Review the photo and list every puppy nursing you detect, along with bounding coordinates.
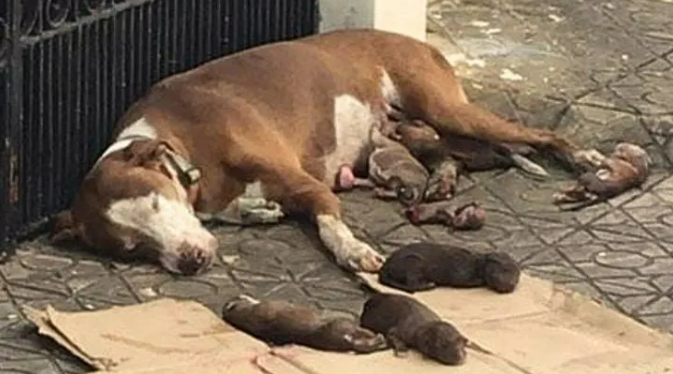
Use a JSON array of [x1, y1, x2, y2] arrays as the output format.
[[388, 115, 549, 181], [334, 122, 432, 207]]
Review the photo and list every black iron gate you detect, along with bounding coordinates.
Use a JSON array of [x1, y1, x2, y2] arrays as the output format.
[[0, 0, 319, 253]]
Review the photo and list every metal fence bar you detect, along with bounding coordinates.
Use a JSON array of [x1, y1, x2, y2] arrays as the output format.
[[0, 0, 319, 253], [0, 1, 10, 253]]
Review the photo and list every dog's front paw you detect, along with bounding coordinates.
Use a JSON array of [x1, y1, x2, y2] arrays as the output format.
[[239, 199, 284, 224], [340, 239, 384, 273]]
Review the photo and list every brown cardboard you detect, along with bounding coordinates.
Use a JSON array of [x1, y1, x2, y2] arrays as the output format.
[[24, 298, 269, 372], [272, 345, 525, 374], [84, 350, 309, 374], [24, 274, 673, 374]]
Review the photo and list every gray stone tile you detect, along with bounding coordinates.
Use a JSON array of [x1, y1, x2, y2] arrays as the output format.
[[576, 261, 639, 279], [557, 244, 610, 263], [638, 258, 673, 276], [636, 296, 673, 316], [615, 294, 658, 315], [639, 314, 673, 334], [593, 278, 658, 297]]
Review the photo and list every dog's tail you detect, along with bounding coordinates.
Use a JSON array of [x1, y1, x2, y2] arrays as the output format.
[[510, 154, 549, 178], [424, 102, 580, 170]]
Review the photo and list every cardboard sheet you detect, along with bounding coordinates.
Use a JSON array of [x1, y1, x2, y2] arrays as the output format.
[[24, 274, 673, 374], [24, 299, 269, 372], [352, 273, 673, 374]]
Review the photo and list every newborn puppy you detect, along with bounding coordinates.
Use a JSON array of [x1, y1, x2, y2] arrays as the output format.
[[388, 119, 460, 201], [334, 152, 429, 207], [378, 242, 520, 294], [334, 125, 430, 206], [390, 118, 548, 177], [554, 143, 651, 211], [405, 201, 486, 230], [359, 293, 467, 365], [222, 295, 388, 353], [452, 202, 487, 230]]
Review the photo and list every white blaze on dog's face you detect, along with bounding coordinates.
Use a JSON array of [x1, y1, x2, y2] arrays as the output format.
[[52, 118, 218, 275], [105, 190, 217, 275]]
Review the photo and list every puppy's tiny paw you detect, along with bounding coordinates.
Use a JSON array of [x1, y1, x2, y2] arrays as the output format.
[[573, 149, 606, 168]]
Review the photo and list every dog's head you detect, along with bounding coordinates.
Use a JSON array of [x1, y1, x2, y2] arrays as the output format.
[[50, 138, 218, 275]]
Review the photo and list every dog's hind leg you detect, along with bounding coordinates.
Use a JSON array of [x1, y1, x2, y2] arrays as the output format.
[[388, 47, 589, 169]]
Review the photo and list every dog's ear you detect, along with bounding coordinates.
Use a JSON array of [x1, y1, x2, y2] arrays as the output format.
[[49, 210, 82, 244], [123, 140, 169, 166]]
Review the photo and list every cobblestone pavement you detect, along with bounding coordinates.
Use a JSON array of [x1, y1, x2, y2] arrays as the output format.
[[4, 0, 673, 373]]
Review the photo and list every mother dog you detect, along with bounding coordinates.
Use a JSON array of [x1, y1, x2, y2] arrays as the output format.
[[50, 29, 580, 275]]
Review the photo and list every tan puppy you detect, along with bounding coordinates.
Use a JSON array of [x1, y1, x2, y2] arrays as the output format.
[[334, 128, 430, 206], [554, 143, 650, 210]]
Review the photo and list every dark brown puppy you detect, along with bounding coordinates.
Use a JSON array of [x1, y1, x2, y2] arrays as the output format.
[[554, 143, 650, 211], [378, 242, 520, 294], [222, 295, 388, 353], [359, 293, 467, 365], [389, 118, 548, 200], [405, 201, 486, 230]]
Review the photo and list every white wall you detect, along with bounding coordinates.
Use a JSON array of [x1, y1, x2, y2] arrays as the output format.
[[318, 0, 427, 42]]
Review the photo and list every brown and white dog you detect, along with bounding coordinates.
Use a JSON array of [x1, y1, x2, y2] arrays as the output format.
[[50, 29, 581, 276]]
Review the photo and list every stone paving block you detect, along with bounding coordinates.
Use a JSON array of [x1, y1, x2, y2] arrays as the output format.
[[558, 104, 653, 155], [599, 0, 673, 55]]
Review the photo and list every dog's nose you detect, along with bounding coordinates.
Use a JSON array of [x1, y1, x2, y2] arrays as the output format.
[[176, 239, 217, 275]]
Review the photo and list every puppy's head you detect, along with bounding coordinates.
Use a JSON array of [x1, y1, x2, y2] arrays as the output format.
[[613, 143, 651, 172], [394, 121, 443, 155], [451, 202, 486, 230], [483, 252, 520, 293], [415, 321, 467, 365], [388, 177, 426, 207]]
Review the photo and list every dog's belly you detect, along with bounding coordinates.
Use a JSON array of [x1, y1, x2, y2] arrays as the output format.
[[322, 94, 379, 187]]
